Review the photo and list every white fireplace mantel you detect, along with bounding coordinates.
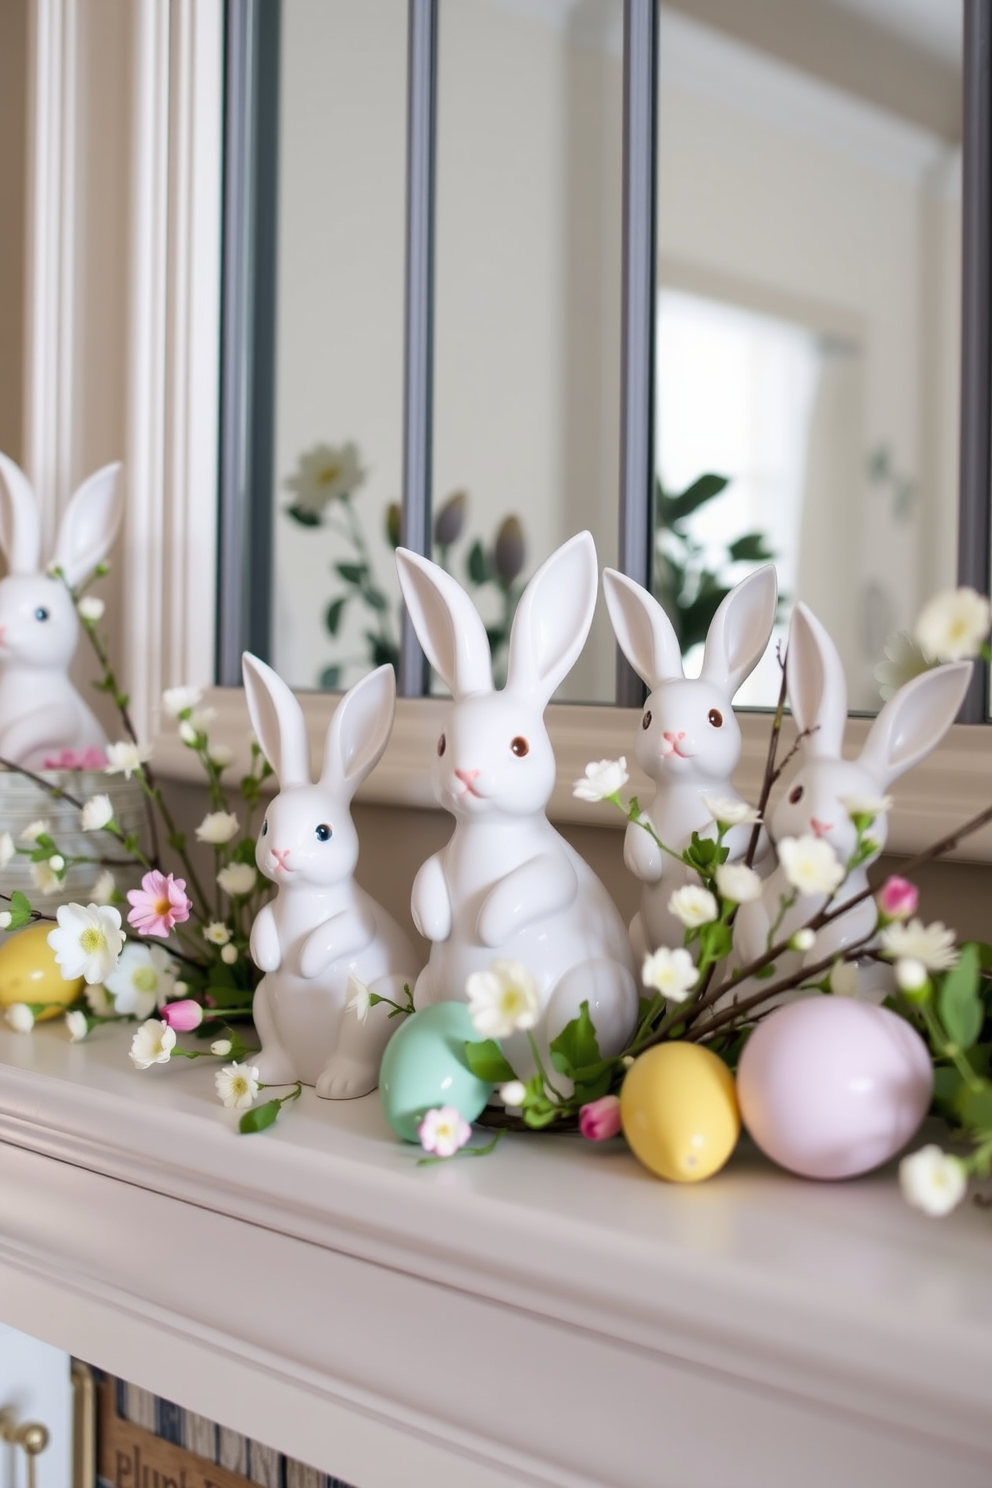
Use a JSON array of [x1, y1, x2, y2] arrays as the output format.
[[0, 1021, 990, 1488]]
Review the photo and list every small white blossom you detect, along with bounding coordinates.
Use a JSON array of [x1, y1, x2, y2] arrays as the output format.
[[105, 942, 180, 1018], [5, 1003, 34, 1033], [830, 960, 860, 997], [217, 862, 258, 897], [80, 794, 114, 832], [105, 741, 152, 779], [48, 854, 65, 872], [162, 685, 202, 717], [701, 794, 761, 827], [191, 708, 216, 733], [715, 862, 763, 904], [172, 981, 188, 998], [77, 595, 104, 622], [221, 944, 238, 965], [48, 902, 125, 984], [211, 1038, 232, 1057], [215, 1061, 260, 1110], [418, 1105, 472, 1159], [208, 743, 235, 769], [838, 793, 893, 820], [466, 960, 541, 1039], [31, 861, 62, 896], [178, 720, 198, 746], [915, 587, 991, 662], [203, 921, 232, 946], [0, 831, 14, 869], [668, 884, 718, 928], [499, 1080, 527, 1107], [92, 870, 116, 905], [285, 441, 366, 517], [85, 983, 114, 1016], [130, 1018, 176, 1069], [20, 819, 49, 843], [0, 912, 11, 930], [895, 957, 929, 993], [572, 757, 629, 803], [196, 811, 240, 845], [777, 835, 846, 897], [65, 1009, 89, 1042], [880, 918, 958, 973], [346, 974, 371, 1024], [641, 946, 698, 1003], [875, 630, 931, 701], [899, 1144, 967, 1216], [790, 927, 816, 953]]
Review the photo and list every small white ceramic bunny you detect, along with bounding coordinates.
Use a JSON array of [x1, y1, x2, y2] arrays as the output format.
[[395, 532, 639, 1075], [0, 452, 123, 769], [733, 601, 971, 996], [602, 565, 778, 959], [242, 654, 420, 1098]]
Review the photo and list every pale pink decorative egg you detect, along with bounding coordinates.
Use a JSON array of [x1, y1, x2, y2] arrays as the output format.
[[737, 997, 933, 1179]]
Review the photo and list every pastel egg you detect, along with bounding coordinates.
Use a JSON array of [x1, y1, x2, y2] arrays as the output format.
[[0, 922, 85, 1020], [620, 1043, 740, 1182], [737, 997, 933, 1180], [379, 1001, 493, 1143]]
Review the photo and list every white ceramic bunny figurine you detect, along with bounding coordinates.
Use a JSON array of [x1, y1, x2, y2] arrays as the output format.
[[602, 564, 778, 959], [243, 654, 420, 1098], [0, 452, 123, 769], [733, 601, 971, 995], [395, 531, 639, 1075]]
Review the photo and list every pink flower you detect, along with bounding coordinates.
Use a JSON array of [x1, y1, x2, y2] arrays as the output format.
[[417, 1106, 472, 1158], [127, 870, 192, 938], [41, 746, 108, 770], [877, 875, 918, 922], [579, 1094, 623, 1141], [158, 999, 203, 1032]]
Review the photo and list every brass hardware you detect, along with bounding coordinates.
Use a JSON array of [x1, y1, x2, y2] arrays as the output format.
[[0, 1407, 50, 1488], [70, 1361, 95, 1488]]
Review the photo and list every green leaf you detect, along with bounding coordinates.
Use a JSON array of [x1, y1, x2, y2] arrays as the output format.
[[285, 503, 322, 527], [464, 1038, 516, 1084], [7, 891, 33, 930], [466, 540, 489, 586], [239, 1100, 281, 1134], [319, 665, 342, 690], [233, 837, 257, 865], [954, 1083, 992, 1131], [364, 587, 388, 612], [367, 638, 399, 670], [755, 962, 777, 980], [697, 920, 733, 964], [939, 943, 982, 1049], [324, 596, 347, 636], [727, 532, 775, 563], [570, 1068, 613, 1106], [660, 473, 729, 524], [549, 1001, 601, 1077], [336, 562, 368, 586], [932, 1065, 963, 1109]]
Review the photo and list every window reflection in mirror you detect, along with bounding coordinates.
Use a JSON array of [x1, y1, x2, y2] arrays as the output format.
[[656, 1, 963, 710]]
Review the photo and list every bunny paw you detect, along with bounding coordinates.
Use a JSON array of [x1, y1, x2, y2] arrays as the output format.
[[315, 1060, 377, 1101]]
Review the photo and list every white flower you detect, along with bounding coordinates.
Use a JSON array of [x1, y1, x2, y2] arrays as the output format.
[[830, 960, 860, 997], [203, 921, 232, 946], [172, 981, 188, 998], [190, 708, 216, 733], [217, 862, 258, 897], [80, 794, 114, 832], [346, 974, 371, 1024], [284, 441, 366, 518], [668, 884, 718, 928], [105, 942, 180, 1018], [65, 1009, 89, 1042], [499, 1080, 527, 1107], [162, 685, 202, 717], [105, 741, 152, 779], [215, 1061, 260, 1110], [85, 983, 114, 1016], [418, 1105, 472, 1158], [5, 1003, 34, 1033], [879, 918, 958, 973], [899, 1144, 967, 1216], [715, 862, 763, 904], [838, 793, 893, 820], [208, 743, 234, 769], [92, 870, 116, 905], [129, 1018, 176, 1069], [777, 836, 846, 897], [572, 757, 629, 803], [48, 902, 125, 984], [211, 1038, 232, 1057], [895, 957, 929, 993], [0, 912, 11, 930], [221, 944, 238, 965], [178, 720, 198, 746], [875, 630, 931, 701], [31, 861, 62, 896], [20, 819, 49, 843], [790, 927, 816, 953], [466, 960, 541, 1039], [641, 946, 698, 1003], [701, 794, 761, 827], [0, 831, 14, 869], [196, 811, 240, 845], [914, 587, 991, 662], [48, 854, 65, 872], [77, 595, 104, 622]]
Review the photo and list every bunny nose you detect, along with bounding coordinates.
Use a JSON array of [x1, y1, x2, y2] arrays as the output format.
[[663, 731, 686, 743], [272, 847, 290, 866], [455, 768, 480, 785], [810, 818, 832, 837]]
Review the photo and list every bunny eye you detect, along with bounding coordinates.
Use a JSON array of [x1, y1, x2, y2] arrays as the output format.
[[315, 823, 332, 842], [789, 784, 804, 805], [437, 734, 446, 757], [510, 736, 529, 757], [34, 607, 49, 622], [708, 708, 723, 728], [261, 819, 268, 836], [642, 710, 652, 731]]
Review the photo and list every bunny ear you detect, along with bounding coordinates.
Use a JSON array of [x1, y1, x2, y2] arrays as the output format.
[[241, 652, 311, 787], [785, 603, 847, 758], [859, 660, 971, 790], [0, 452, 42, 574], [321, 664, 395, 799], [506, 531, 598, 704], [51, 463, 124, 586], [602, 568, 684, 686], [395, 548, 493, 697], [699, 564, 778, 696]]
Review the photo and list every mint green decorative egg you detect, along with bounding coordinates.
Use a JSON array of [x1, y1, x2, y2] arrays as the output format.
[[379, 1001, 493, 1143]]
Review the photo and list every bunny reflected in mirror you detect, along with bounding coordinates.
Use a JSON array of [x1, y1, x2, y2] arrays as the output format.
[[0, 452, 123, 770], [242, 655, 421, 1098], [395, 531, 639, 1078], [602, 564, 778, 960]]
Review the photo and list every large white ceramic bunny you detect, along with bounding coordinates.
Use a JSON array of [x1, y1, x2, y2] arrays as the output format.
[[732, 602, 971, 996], [0, 452, 123, 769], [602, 565, 778, 959], [243, 654, 420, 1098], [395, 532, 639, 1076]]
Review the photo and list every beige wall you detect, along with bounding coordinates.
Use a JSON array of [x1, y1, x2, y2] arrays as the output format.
[[0, 0, 28, 467]]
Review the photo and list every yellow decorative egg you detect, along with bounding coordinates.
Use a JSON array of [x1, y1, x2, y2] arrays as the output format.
[[0, 922, 84, 1020], [620, 1043, 740, 1182]]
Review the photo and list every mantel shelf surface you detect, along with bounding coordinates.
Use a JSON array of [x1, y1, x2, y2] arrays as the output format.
[[0, 1022, 990, 1488]]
